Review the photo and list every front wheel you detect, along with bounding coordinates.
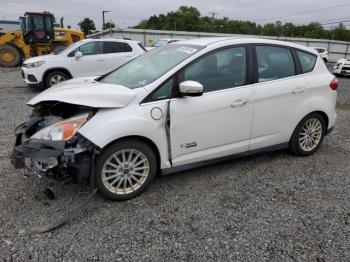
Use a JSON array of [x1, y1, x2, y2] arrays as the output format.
[[289, 113, 326, 156], [95, 139, 157, 200], [44, 70, 69, 89]]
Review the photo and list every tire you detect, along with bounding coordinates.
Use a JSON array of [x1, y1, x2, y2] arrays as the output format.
[[95, 139, 157, 201], [44, 70, 69, 89], [0, 44, 22, 67], [289, 113, 326, 156]]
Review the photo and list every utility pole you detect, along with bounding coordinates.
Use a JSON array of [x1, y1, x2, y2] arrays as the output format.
[[102, 10, 110, 31], [208, 12, 218, 32], [208, 12, 218, 20]]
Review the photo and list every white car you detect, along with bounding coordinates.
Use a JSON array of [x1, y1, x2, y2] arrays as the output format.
[[146, 38, 185, 51], [333, 58, 350, 76], [12, 38, 337, 200], [311, 47, 329, 63], [21, 38, 146, 89]]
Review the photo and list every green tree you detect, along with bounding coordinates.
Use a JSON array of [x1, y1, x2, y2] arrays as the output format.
[[78, 18, 96, 35], [133, 5, 350, 41], [103, 20, 116, 30]]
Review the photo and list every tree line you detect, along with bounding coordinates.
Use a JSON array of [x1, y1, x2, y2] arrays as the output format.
[[134, 6, 350, 42]]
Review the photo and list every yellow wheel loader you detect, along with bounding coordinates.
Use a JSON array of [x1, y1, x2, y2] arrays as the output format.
[[0, 12, 84, 67]]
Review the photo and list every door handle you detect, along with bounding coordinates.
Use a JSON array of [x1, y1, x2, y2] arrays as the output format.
[[231, 99, 248, 108], [97, 59, 104, 62], [292, 86, 305, 94]]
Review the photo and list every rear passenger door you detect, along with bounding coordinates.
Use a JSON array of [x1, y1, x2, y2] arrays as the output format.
[[102, 41, 136, 73], [250, 45, 310, 150]]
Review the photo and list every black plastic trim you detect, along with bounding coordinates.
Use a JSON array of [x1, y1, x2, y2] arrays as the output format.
[[161, 142, 289, 175]]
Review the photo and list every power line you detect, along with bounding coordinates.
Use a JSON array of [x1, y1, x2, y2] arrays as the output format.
[[255, 3, 350, 22], [319, 16, 350, 24], [320, 19, 350, 26]]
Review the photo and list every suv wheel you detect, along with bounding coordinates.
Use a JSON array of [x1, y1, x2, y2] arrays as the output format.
[[45, 71, 69, 88], [289, 113, 326, 156], [95, 139, 157, 201]]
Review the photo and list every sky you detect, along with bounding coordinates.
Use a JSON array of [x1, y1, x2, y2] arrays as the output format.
[[1, 0, 350, 30]]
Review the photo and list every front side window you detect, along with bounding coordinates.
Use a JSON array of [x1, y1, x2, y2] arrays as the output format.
[[148, 78, 174, 102], [256, 46, 295, 83], [296, 50, 317, 73], [99, 44, 203, 89], [183, 47, 246, 93], [77, 42, 103, 55], [105, 42, 132, 53]]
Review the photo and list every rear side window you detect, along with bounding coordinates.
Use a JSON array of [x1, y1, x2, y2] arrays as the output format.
[[104, 42, 132, 53], [296, 50, 317, 73], [256, 46, 295, 83]]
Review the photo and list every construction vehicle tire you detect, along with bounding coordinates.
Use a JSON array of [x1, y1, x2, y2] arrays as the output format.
[[0, 44, 22, 67]]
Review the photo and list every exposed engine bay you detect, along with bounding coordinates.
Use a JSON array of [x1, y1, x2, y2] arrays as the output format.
[[11, 101, 99, 185]]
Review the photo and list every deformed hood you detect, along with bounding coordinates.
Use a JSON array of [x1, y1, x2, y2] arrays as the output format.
[[27, 77, 136, 108]]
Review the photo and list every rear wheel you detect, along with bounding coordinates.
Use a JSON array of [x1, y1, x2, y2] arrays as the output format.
[[289, 113, 326, 156], [0, 44, 22, 67], [95, 139, 157, 201], [44, 70, 69, 88]]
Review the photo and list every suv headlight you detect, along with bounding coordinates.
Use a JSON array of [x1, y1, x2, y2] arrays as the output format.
[[31, 113, 89, 141], [25, 61, 46, 68]]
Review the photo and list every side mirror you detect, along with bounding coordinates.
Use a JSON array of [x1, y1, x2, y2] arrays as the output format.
[[75, 51, 83, 59], [179, 80, 203, 97]]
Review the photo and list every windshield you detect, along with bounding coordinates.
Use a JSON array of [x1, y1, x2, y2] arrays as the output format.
[[151, 39, 169, 47], [99, 44, 203, 89]]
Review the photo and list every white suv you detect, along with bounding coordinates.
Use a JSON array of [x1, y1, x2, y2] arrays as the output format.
[[21, 38, 146, 89], [12, 38, 337, 200]]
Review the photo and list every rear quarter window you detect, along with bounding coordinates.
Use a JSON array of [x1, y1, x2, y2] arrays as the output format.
[[296, 50, 317, 73]]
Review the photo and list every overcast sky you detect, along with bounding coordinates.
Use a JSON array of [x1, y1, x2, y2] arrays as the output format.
[[1, 0, 350, 30]]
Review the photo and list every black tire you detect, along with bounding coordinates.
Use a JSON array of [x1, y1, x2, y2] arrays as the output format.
[[95, 139, 157, 201], [289, 113, 326, 156], [0, 44, 22, 67], [44, 70, 69, 89]]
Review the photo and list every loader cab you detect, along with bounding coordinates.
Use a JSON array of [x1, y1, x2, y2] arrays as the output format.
[[21, 12, 55, 44]]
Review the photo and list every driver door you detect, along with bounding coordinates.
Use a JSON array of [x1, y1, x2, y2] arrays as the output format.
[[170, 46, 254, 166], [68, 41, 107, 77]]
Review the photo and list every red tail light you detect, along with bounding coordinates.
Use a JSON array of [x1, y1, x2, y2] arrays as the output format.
[[330, 77, 338, 90]]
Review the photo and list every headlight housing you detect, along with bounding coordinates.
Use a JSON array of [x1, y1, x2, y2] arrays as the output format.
[[24, 61, 46, 68], [30, 113, 89, 141]]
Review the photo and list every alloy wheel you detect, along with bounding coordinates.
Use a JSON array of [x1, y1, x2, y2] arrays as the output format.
[[49, 75, 66, 86], [101, 149, 150, 195], [298, 118, 323, 152]]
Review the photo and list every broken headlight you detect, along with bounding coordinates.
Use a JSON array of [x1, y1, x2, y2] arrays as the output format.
[[30, 113, 89, 141]]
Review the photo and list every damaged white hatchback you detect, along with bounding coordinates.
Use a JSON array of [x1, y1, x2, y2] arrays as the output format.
[[12, 38, 338, 200]]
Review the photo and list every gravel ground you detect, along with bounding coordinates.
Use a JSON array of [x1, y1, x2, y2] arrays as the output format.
[[0, 68, 350, 261]]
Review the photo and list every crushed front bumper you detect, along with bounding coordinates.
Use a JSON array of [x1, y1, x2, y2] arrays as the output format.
[[11, 121, 97, 185]]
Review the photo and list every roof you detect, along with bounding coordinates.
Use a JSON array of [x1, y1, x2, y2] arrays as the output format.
[[0, 20, 20, 25], [83, 38, 141, 44], [177, 37, 319, 55]]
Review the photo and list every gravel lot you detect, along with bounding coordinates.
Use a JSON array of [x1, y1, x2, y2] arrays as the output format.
[[0, 68, 350, 261]]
